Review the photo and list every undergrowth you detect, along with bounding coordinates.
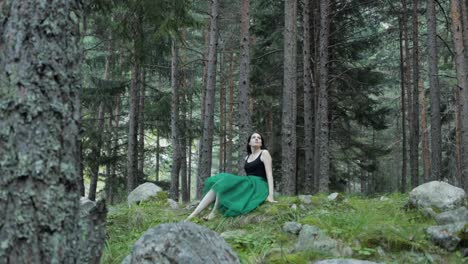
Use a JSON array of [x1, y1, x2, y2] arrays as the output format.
[[102, 193, 467, 264]]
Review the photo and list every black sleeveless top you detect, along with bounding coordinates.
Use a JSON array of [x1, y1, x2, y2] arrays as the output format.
[[244, 151, 267, 179]]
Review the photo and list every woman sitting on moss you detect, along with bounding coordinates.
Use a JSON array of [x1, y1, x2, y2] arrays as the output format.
[[187, 132, 277, 221]]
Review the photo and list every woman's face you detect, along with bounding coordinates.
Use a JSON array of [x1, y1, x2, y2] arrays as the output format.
[[249, 133, 262, 148]]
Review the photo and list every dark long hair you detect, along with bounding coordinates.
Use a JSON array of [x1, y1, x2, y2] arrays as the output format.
[[246, 132, 268, 154]]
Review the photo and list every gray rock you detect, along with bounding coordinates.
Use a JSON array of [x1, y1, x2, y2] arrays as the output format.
[[283, 221, 303, 234], [294, 225, 352, 257], [379, 196, 389, 201], [425, 222, 466, 251], [299, 195, 313, 204], [291, 204, 298, 210], [123, 222, 240, 264], [420, 207, 437, 219], [167, 198, 179, 209], [328, 193, 340, 201], [312, 259, 381, 264], [435, 207, 468, 225], [127, 182, 162, 205], [409, 181, 466, 211]]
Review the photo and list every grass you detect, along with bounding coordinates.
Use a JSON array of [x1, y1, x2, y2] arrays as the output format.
[[102, 193, 467, 264]]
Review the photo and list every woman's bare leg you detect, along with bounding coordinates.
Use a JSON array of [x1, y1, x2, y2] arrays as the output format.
[[186, 189, 216, 220], [206, 194, 219, 220]]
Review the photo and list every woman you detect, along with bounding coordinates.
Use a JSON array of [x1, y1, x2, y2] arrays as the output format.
[[187, 132, 277, 221]]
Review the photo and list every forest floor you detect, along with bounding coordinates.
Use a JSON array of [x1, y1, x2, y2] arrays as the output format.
[[102, 192, 467, 263]]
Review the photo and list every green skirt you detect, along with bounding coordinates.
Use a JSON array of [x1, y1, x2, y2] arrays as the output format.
[[203, 173, 269, 217]]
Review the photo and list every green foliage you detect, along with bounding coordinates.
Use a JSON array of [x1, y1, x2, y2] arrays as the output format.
[[103, 193, 466, 264]]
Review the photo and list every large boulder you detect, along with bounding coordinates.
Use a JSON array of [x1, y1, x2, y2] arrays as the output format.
[[123, 222, 240, 264], [425, 222, 466, 251], [127, 182, 162, 205], [409, 181, 465, 211], [435, 207, 468, 225], [294, 225, 352, 257]]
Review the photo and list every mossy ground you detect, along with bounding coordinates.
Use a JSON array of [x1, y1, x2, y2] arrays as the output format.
[[102, 193, 467, 264]]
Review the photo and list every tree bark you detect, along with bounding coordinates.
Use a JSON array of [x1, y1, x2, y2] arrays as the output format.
[[419, 79, 431, 182], [138, 69, 146, 183], [89, 102, 105, 201], [0, 0, 85, 261], [282, 0, 298, 195], [450, 0, 468, 191], [226, 51, 235, 173], [315, 0, 331, 193], [402, 0, 414, 189], [455, 87, 463, 186], [219, 53, 226, 172], [197, 0, 220, 198], [180, 29, 189, 202], [303, 0, 315, 194], [427, 0, 442, 181], [127, 13, 142, 193], [399, 17, 408, 193], [238, 0, 252, 174], [411, 0, 420, 187], [170, 40, 181, 201]]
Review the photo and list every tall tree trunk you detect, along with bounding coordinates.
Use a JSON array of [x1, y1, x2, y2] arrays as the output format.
[[0, 0, 86, 261], [89, 103, 105, 201], [109, 97, 120, 204], [138, 69, 146, 183], [238, 0, 252, 174], [170, 40, 181, 201], [419, 79, 431, 182], [450, 0, 468, 191], [399, 17, 408, 192], [156, 125, 160, 182], [427, 0, 442, 181], [180, 29, 189, 202], [187, 86, 193, 199], [226, 51, 235, 173], [282, 0, 298, 195], [197, 0, 220, 198], [127, 13, 142, 193], [411, 0, 420, 187], [89, 41, 113, 201], [455, 87, 463, 186], [315, 0, 331, 192], [303, 0, 315, 194], [219, 53, 226, 172], [78, 127, 85, 196], [402, 0, 413, 189]]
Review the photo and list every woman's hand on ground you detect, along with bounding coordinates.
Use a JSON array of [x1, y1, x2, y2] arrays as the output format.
[[266, 195, 277, 203]]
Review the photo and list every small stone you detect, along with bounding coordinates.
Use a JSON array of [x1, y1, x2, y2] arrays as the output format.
[[282, 221, 302, 234], [298, 195, 312, 204], [291, 204, 298, 210], [167, 199, 179, 209]]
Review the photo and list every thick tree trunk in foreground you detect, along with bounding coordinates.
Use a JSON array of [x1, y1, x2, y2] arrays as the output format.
[[0, 0, 87, 262], [197, 0, 220, 198]]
